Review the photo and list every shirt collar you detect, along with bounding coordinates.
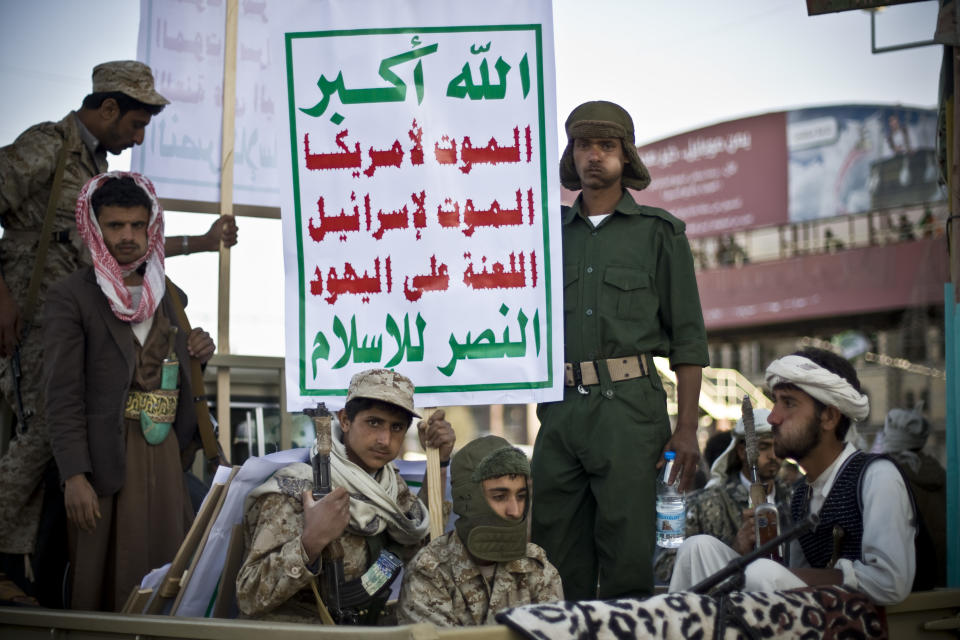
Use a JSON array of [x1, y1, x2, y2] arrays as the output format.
[[72, 112, 104, 158], [561, 190, 642, 226], [808, 442, 858, 504]]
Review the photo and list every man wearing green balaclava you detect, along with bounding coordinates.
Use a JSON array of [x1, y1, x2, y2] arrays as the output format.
[[531, 101, 709, 599], [397, 436, 562, 626]]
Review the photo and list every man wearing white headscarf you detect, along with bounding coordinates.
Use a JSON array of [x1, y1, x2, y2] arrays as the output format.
[[670, 347, 918, 606], [654, 408, 793, 584], [44, 172, 216, 611]]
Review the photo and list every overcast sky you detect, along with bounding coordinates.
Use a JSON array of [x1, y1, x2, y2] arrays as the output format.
[[0, 0, 942, 355]]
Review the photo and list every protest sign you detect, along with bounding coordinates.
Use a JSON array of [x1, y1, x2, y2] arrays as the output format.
[[134, 0, 281, 207], [276, 0, 562, 410]]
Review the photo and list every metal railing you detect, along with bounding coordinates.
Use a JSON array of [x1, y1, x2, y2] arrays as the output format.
[[655, 357, 770, 421], [691, 200, 947, 271]]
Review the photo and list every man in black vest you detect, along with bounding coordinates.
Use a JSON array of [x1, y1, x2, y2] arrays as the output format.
[[669, 347, 917, 605]]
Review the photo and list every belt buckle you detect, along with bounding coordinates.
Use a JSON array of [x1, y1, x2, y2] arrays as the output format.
[[571, 361, 590, 395]]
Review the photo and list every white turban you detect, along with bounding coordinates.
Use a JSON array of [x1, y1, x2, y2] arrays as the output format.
[[882, 405, 929, 473], [707, 408, 773, 487], [765, 355, 869, 421]]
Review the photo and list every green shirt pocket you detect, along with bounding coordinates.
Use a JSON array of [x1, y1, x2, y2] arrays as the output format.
[[601, 266, 656, 321]]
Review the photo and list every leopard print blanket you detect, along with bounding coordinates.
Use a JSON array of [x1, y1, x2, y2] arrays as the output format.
[[495, 586, 886, 639]]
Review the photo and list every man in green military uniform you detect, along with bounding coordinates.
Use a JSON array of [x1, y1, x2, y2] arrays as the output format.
[[531, 100, 709, 600]]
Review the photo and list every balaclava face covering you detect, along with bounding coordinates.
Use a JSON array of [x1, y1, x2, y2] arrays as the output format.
[[452, 435, 530, 563]]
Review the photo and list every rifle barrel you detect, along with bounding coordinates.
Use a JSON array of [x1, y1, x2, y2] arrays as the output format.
[[691, 513, 820, 594]]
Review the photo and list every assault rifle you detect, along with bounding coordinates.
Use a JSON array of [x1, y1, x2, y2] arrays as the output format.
[[691, 513, 820, 596], [304, 403, 347, 623]]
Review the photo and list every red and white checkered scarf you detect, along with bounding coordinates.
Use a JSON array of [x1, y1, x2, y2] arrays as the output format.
[[75, 171, 166, 323]]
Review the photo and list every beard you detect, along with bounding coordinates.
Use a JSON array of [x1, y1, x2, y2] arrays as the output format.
[[773, 413, 821, 461]]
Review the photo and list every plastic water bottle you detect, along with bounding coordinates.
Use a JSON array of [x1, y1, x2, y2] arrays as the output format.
[[656, 451, 686, 548]]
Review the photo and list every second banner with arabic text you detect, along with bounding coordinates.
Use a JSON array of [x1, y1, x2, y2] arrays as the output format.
[[278, 0, 562, 410]]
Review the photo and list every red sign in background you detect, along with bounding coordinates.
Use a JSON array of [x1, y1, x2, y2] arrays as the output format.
[[635, 111, 788, 239], [695, 236, 948, 330]]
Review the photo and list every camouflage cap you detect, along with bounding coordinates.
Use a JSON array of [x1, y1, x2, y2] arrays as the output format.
[[345, 368, 420, 418], [91, 60, 169, 106], [559, 100, 651, 191]]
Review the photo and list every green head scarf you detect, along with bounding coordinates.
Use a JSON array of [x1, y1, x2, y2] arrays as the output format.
[[559, 100, 652, 191], [452, 436, 530, 563]]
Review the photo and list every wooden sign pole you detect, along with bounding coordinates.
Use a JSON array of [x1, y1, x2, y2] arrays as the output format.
[[216, 0, 238, 457]]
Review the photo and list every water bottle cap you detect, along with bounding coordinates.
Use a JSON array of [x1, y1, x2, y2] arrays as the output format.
[[664, 451, 675, 460]]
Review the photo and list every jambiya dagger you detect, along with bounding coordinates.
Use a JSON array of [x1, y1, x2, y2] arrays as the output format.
[[741, 395, 782, 561]]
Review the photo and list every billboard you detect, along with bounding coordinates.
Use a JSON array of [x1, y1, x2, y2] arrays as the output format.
[[638, 112, 788, 238], [788, 105, 940, 221], [635, 105, 940, 238]]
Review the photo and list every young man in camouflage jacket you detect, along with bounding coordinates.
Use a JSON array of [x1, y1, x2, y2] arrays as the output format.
[[235, 369, 454, 624]]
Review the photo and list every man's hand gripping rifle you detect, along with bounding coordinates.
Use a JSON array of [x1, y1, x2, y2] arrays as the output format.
[[691, 513, 819, 596], [305, 403, 348, 623]]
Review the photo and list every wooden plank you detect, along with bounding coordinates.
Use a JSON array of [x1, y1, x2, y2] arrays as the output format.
[[145, 483, 225, 613], [120, 585, 139, 614], [170, 466, 241, 614], [279, 369, 292, 451], [215, 0, 239, 462], [426, 447, 443, 540], [157, 198, 281, 219], [207, 354, 284, 369], [120, 587, 153, 615]]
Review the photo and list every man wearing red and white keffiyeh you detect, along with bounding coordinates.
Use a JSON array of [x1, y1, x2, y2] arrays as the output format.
[[75, 171, 166, 323], [44, 171, 217, 611]]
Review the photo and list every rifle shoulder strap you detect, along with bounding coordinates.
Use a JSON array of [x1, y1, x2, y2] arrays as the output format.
[[22, 140, 70, 329], [164, 277, 219, 461]]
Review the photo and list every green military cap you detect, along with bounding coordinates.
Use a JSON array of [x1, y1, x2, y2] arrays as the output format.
[[559, 100, 651, 191]]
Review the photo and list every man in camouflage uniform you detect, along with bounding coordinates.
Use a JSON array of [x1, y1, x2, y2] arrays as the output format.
[[0, 60, 236, 604], [397, 436, 563, 626], [654, 408, 793, 584], [532, 100, 709, 600], [235, 369, 455, 624]]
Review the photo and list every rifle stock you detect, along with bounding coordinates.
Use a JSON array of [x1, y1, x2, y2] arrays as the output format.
[[691, 513, 820, 595]]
